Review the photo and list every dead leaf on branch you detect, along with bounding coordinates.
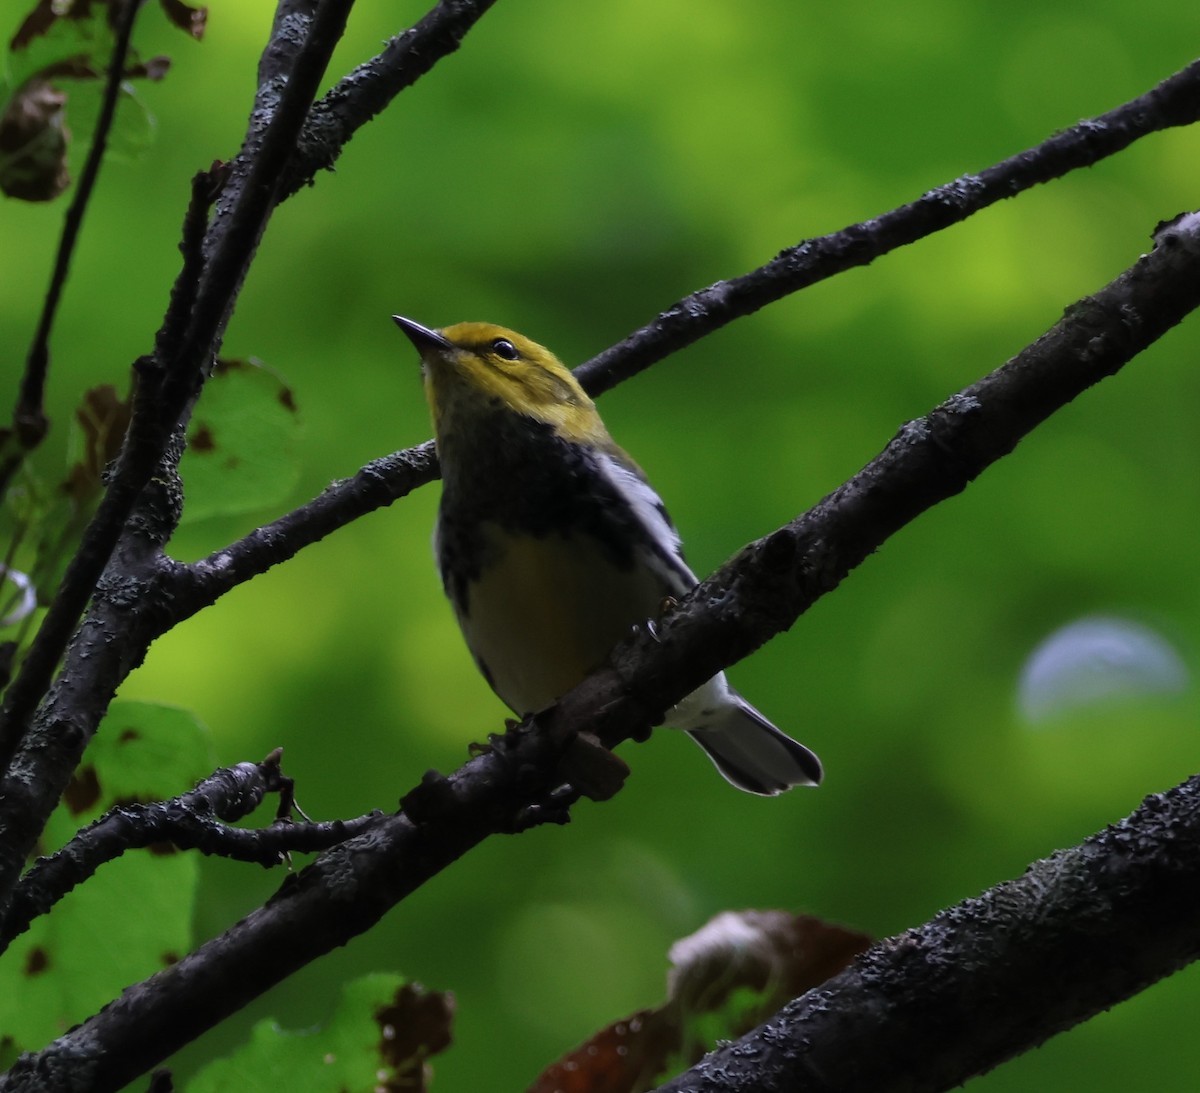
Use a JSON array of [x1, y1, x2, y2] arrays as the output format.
[[1, 0, 204, 200], [10, 0, 207, 50], [0, 78, 69, 200], [528, 910, 872, 1093], [375, 982, 456, 1093], [62, 384, 132, 506]]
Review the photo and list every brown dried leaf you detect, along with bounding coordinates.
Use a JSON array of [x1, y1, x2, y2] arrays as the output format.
[[10, 0, 63, 51], [34, 56, 100, 80], [61, 384, 132, 504], [159, 0, 207, 40], [10, 0, 111, 51], [0, 80, 70, 201], [127, 55, 171, 80], [529, 911, 871, 1093], [527, 1009, 677, 1093], [4, 1, 179, 202], [667, 910, 872, 1018], [374, 982, 455, 1093]]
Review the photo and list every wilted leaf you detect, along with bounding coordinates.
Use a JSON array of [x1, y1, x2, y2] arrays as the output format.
[[62, 384, 132, 505], [0, 383, 131, 616], [10, 0, 67, 52], [159, 0, 207, 40], [528, 1010, 675, 1093], [376, 982, 456, 1091], [527, 910, 871, 1093], [2, 0, 201, 201], [127, 55, 171, 80], [666, 910, 872, 1016], [0, 79, 69, 200], [11, 0, 204, 50]]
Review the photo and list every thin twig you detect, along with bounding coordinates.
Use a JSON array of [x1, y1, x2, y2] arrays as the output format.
[[2, 755, 382, 945], [0, 0, 143, 496], [158, 57, 1200, 620], [176, 442, 437, 617], [574, 57, 1200, 395]]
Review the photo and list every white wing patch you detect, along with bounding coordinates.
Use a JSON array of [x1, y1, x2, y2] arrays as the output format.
[[594, 451, 696, 596]]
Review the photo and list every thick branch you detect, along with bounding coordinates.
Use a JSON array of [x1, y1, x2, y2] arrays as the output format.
[[6, 214, 1197, 1093], [0, 0, 357, 909], [576, 212, 1200, 736], [653, 776, 1200, 1092], [0, 0, 513, 889]]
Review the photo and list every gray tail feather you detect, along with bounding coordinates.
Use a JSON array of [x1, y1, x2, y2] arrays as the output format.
[[686, 698, 823, 796]]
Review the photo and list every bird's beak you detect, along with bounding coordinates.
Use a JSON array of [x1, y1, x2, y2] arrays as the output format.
[[392, 315, 453, 354]]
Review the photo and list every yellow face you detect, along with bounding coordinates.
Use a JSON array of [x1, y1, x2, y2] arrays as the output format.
[[416, 322, 610, 446]]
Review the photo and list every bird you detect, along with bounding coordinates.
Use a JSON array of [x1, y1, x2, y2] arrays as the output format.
[[393, 316, 822, 796]]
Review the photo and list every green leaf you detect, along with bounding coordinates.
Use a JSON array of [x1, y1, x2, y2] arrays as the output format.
[[179, 358, 302, 522], [51, 700, 216, 825], [0, 701, 213, 1052], [190, 974, 455, 1093]]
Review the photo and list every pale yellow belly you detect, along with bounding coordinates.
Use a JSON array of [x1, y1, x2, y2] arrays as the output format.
[[457, 524, 667, 716]]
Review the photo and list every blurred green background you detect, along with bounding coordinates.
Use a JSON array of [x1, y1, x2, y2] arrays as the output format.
[[4, 0, 1200, 1087]]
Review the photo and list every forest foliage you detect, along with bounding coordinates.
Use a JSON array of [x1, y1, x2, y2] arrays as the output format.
[[1, 1, 1198, 1089]]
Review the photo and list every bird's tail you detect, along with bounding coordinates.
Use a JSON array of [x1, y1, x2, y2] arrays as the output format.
[[674, 676, 822, 796]]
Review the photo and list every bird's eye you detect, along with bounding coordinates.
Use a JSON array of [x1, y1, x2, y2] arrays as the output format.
[[490, 338, 520, 361]]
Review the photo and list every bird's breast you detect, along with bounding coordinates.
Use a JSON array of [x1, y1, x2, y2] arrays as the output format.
[[448, 522, 669, 716]]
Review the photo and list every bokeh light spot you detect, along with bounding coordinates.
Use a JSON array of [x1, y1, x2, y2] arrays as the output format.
[[1018, 617, 1189, 723]]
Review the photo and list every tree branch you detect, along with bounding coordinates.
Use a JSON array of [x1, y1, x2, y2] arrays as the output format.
[[6, 210, 1197, 1093], [157, 56, 1200, 619], [653, 775, 1200, 1093], [0, 0, 516, 892], [0, 752, 381, 946], [278, 0, 502, 198], [575, 56, 1200, 395], [0, 0, 358, 909], [170, 441, 437, 622], [584, 212, 1200, 732]]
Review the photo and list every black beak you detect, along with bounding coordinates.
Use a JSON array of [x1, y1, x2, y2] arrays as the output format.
[[392, 315, 453, 352]]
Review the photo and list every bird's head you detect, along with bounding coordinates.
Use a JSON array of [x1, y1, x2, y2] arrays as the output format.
[[393, 317, 607, 445]]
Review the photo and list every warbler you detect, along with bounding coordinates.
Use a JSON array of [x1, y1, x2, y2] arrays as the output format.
[[393, 316, 822, 796]]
